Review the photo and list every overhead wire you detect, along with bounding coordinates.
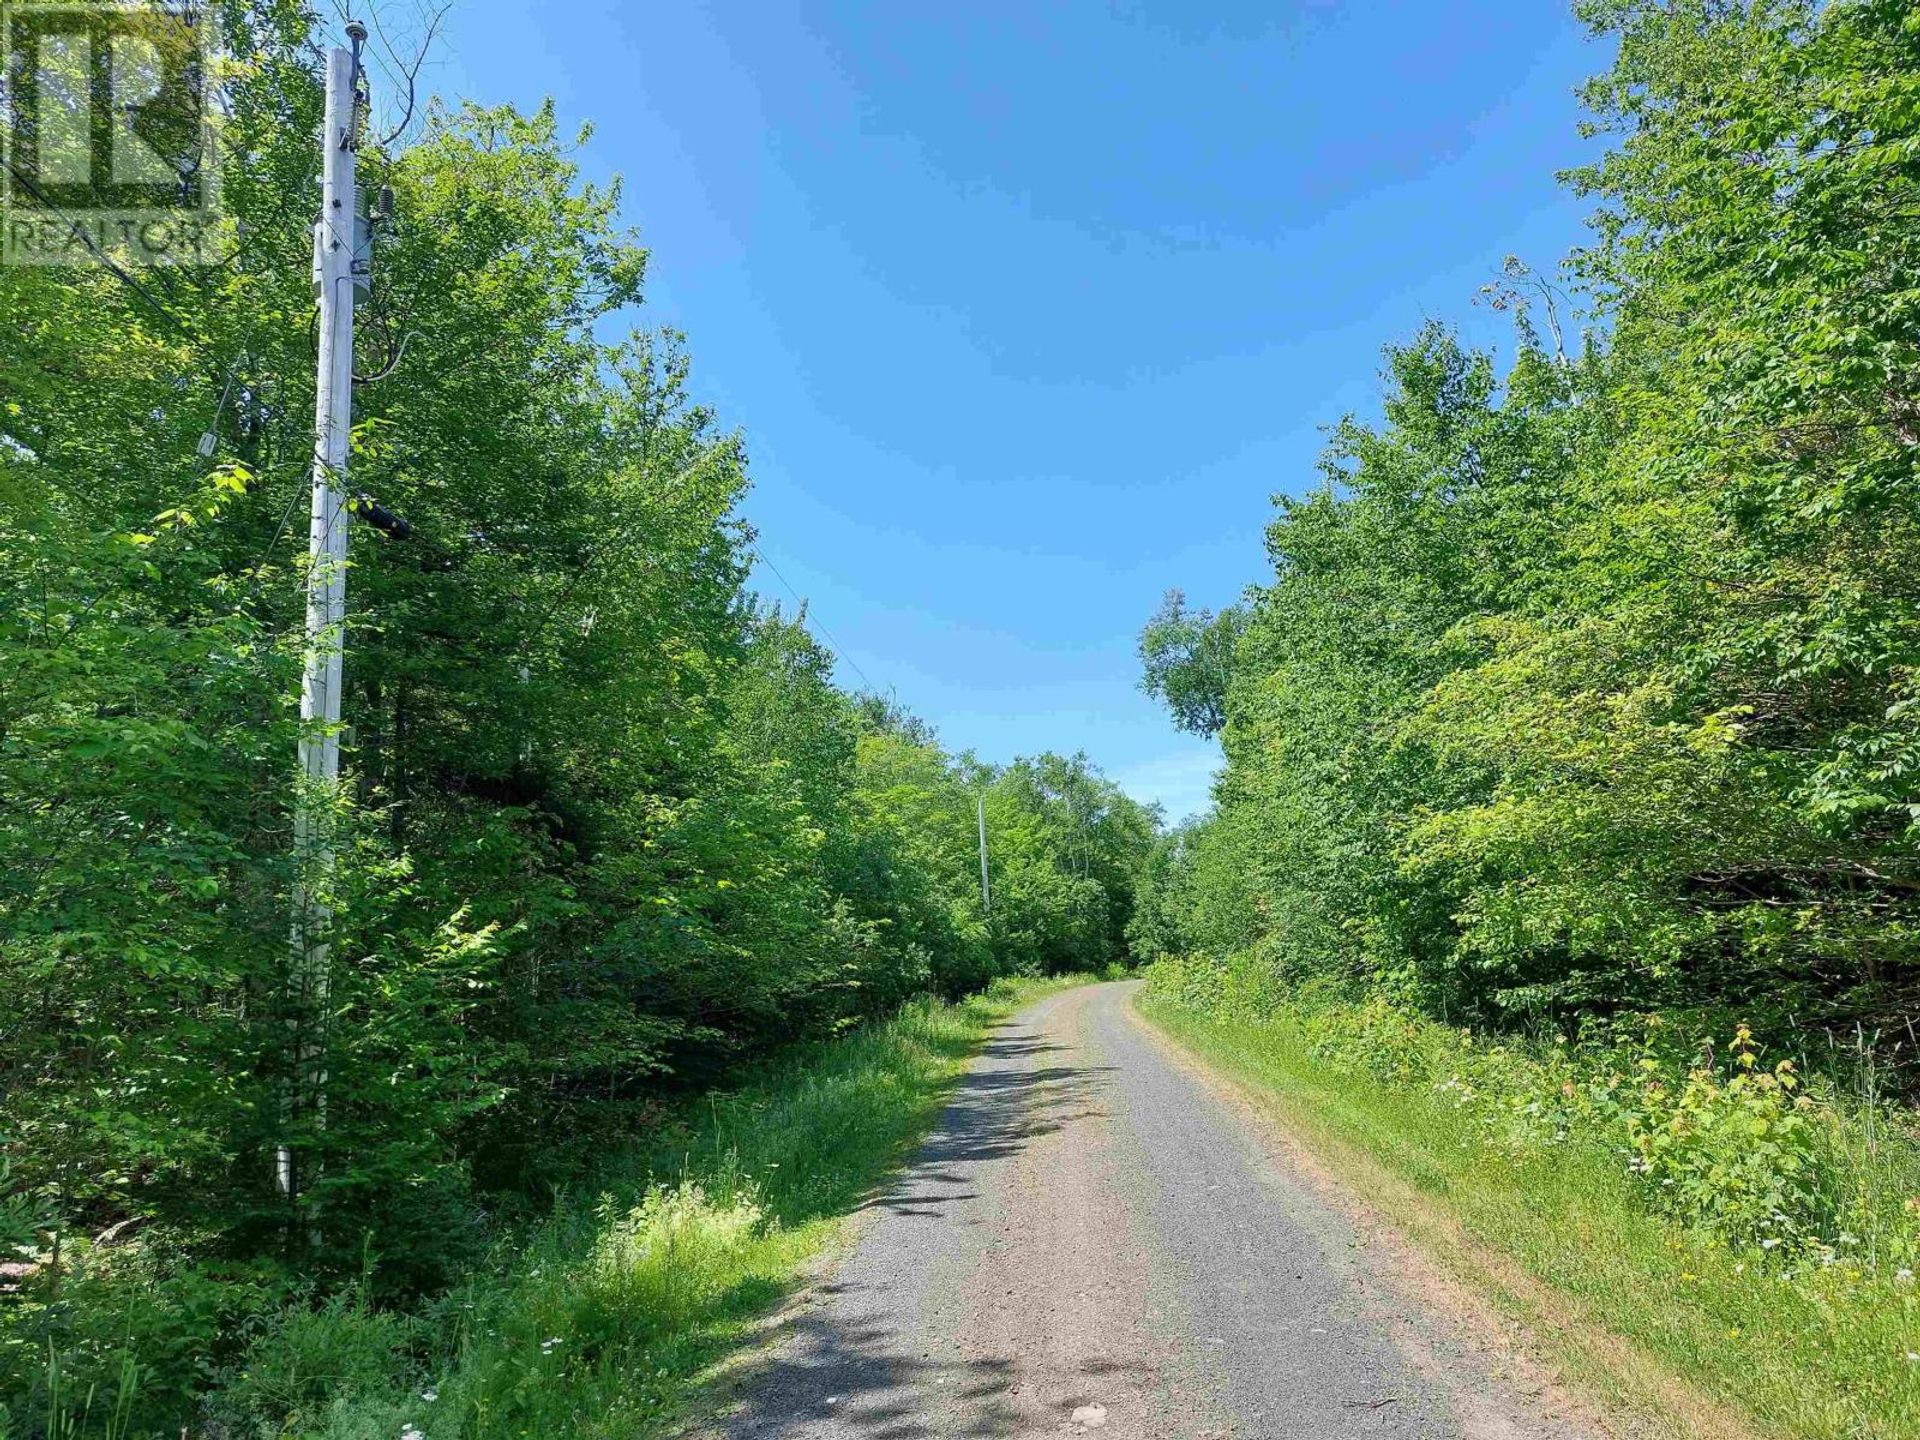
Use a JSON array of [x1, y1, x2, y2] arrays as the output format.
[[750, 545, 879, 695], [2, 163, 188, 325]]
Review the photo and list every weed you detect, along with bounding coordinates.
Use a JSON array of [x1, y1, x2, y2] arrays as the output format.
[[195, 975, 1071, 1439], [1142, 955, 1920, 1439]]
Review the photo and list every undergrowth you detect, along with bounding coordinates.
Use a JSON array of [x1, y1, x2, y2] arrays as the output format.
[[3, 976, 1072, 1440], [1143, 952, 1920, 1439]]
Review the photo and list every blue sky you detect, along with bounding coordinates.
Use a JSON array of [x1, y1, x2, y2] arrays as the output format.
[[425, 1, 1607, 821]]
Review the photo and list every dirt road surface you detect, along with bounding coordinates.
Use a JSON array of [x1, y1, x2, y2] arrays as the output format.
[[716, 982, 1612, 1440]]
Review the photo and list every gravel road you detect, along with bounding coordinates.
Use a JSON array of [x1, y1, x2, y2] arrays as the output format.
[[717, 982, 1610, 1440]]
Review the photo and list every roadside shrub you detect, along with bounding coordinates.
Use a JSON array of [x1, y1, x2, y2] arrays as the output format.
[[1147, 953, 1920, 1270], [568, 1182, 767, 1348], [1, 1250, 286, 1439], [1302, 992, 1440, 1087], [195, 982, 1053, 1439], [1619, 1026, 1829, 1252], [213, 1291, 424, 1438]]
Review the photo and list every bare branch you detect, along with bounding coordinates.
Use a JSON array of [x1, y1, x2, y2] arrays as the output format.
[[372, 2, 450, 147]]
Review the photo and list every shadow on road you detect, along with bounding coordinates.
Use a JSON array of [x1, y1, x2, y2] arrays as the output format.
[[724, 1293, 1020, 1438], [716, 1001, 1134, 1436], [721, 1275, 1161, 1439], [860, 1020, 1111, 1218]]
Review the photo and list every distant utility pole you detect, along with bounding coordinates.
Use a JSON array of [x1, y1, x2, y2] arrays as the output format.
[[977, 792, 991, 917], [281, 23, 369, 1214]]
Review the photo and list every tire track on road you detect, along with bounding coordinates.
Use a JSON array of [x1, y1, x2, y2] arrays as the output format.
[[715, 982, 1611, 1440]]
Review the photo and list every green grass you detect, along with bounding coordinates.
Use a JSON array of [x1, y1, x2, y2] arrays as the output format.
[[209, 976, 1079, 1439], [1136, 991, 1920, 1440]]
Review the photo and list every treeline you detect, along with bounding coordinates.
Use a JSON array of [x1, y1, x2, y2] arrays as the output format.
[[1135, 0, 1920, 1049], [0, 3, 1151, 1424]]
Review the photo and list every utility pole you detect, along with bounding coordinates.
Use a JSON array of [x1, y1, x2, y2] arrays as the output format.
[[281, 24, 367, 1215], [977, 792, 991, 917]]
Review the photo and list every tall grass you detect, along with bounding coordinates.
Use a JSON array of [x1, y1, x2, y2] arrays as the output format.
[[1140, 955, 1920, 1440], [111, 977, 1068, 1439]]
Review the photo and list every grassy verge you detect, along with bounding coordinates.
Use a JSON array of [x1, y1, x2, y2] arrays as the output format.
[[208, 975, 1077, 1439], [1135, 985, 1920, 1440]]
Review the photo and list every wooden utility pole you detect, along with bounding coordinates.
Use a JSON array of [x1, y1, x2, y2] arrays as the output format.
[[977, 791, 991, 917], [281, 23, 367, 1214]]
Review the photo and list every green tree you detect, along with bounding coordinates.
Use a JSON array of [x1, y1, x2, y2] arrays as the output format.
[[1140, 0, 1920, 1039], [1138, 590, 1242, 738]]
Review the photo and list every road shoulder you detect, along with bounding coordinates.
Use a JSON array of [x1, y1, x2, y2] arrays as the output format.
[[1127, 990, 1742, 1440]]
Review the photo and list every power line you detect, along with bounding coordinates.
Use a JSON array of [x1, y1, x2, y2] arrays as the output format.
[[750, 546, 877, 694], [2, 164, 188, 325]]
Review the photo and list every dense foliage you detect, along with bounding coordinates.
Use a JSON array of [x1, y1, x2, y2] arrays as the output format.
[[1137, 0, 1920, 1046], [0, 5, 1152, 1428], [1141, 957, 1920, 1438], [1134, 21, 1920, 1407]]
